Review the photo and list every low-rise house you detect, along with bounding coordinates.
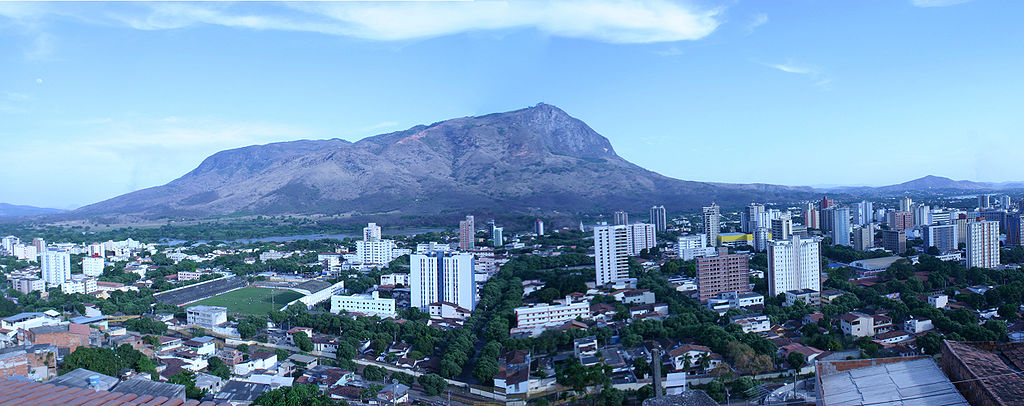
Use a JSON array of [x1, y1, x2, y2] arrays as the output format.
[[183, 336, 217, 356], [612, 289, 656, 305], [729, 314, 771, 334], [573, 336, 598, 359], [904, 318, 934, 334], [840, 312, 875, 337], [784, 289, 821, 306], [873, 330, 914, 346], [1, 312, 60, 332], [780, 343, 824, 364], [233, 351, 277, 375], [668, 344, 721, 373], [0, 344, 57, 380]]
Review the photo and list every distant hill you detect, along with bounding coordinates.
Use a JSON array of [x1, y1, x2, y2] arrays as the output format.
[[824, 175, 1024, 195], [64, 104, 819, 222], [0, 203, 63, 218]]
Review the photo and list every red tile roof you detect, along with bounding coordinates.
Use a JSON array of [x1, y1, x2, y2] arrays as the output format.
[[0, 377, 223, 405]]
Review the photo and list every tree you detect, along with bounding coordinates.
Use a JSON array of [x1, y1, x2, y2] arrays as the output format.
[[168, 370, 206, 400], [125, 317, 168, 335], [236, 344, 250, 354], [253, 384, 338, 406], [207, 357, 231, 379], [787, 351, 807, 370], [363, 365, 385, 382], [293, 331, 313, 352], [418, 373, 447, 396], [473, 357, 500, 384], [237, 316, 266, 339]]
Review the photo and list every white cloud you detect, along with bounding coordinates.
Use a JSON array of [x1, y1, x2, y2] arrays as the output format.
[[764, 62, 816, 75], [11, 1, 721, 44], [654, 46, 684, 56], [746, 13, 768, 33], [911, 0, 974, 7], [761, 60, 832, 89]]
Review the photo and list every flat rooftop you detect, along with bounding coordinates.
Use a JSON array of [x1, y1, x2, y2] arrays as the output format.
[[817, 357, 968, 406]]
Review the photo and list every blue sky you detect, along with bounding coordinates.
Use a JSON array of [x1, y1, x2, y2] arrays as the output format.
[[1, 0, 1021, 208]]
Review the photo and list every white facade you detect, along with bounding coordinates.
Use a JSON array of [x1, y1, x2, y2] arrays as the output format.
[[594, 225, 630, 285], [677, 234, 707, 251], [703, 204, 720, 247], [356, 239, 396, 266], [414, 242, 451, 254], [187, 305, 228, 329], [330, 291, 396, 318], [904, 318, 934, 334], [929, 294, 949, 308], [40, 250, 71, 287], [512, 296, 590, 334], [380, 273, 410, 286], [82, 256, 105, 277], [681, 246, 717, 261], [626, 223, 657, 256], [87, 243, 105, 257], [61, 275, 98, 295], [363, 223, 382, 241], [768, 235, 821, 297], [410, 252, 475, 312], [11, 278, 45, 294], [730, 314, 771, 333], [966, 221, 1000, 269]]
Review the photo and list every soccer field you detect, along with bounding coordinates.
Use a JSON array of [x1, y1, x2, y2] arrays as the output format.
[[193, 287, 304, 316]]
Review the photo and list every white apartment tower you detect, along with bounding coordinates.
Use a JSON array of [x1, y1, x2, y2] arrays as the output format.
[[626, 223, 657, 256], [363, 223, 382, 241], [40, 250, 71, 287], [594, 225, 630, 285], [966, 220, 1000, 269], [410, 252, 476, 312], [650, 205, 667, 232], [767, 235, 821, 297], [82, 256, 105, 277], [703, 203, 721, 247]]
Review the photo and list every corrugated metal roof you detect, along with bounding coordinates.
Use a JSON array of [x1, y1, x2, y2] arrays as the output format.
[[820, 358, 968, 406], [0, 377, 224, 405]]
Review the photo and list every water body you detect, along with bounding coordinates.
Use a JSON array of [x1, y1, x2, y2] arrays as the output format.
[[160, 227, 447, 246]]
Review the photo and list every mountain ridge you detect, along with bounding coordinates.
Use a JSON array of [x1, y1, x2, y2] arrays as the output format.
[[65, 104, 818, 222]]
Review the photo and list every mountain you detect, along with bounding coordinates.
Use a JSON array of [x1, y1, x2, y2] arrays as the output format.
[[823, 175, 1024, 196], [69, 104, 818, 222], [0, 203, 63, 218]]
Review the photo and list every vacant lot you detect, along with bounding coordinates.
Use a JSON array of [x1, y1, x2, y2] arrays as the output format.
[[193, 287, 303, 316]]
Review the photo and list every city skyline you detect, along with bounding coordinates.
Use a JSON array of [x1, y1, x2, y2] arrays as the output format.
[[2, 1, 1023, 208]]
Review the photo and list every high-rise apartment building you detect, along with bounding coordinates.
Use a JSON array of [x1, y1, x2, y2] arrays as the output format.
[[363, 223, 382, 241], [40, 250, 70, 287], [888, 211, 914, 231], [82, 256, 105, 277], [829, 207, 851, 247], [614, 210, 629, 226], [999, 195, 1012, 210], [742, 203, 765, 233], [594, 225, 630, 285], [410, 252, 476, 311], [978, 194, 991, 210], [966, 220, 1000, 269], [821, 196, 834, 210], [626, 223, 657, 256], [650, 205, 667, 232], [753, 228, 772, 252], [534, 219, 545, 236], [458, 215, 475, 251], [771, 215, 793, 241], [924, 224, 958, 254], [820, 207, 835, 233], [703, 203, 720, 247], [852, 202, 874, 226], [955, 215, 969, 246], [913, 204, 932, 227], [882, 230, 907, 255], [768, 236, 821, 297], [853, 225, 874, 251], [492, 227, 504, 247], [1006, 214, 1024, 247], [697, 248, 750, 301], [804, 202, 819, 230], [900, 197, 913, 212]]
